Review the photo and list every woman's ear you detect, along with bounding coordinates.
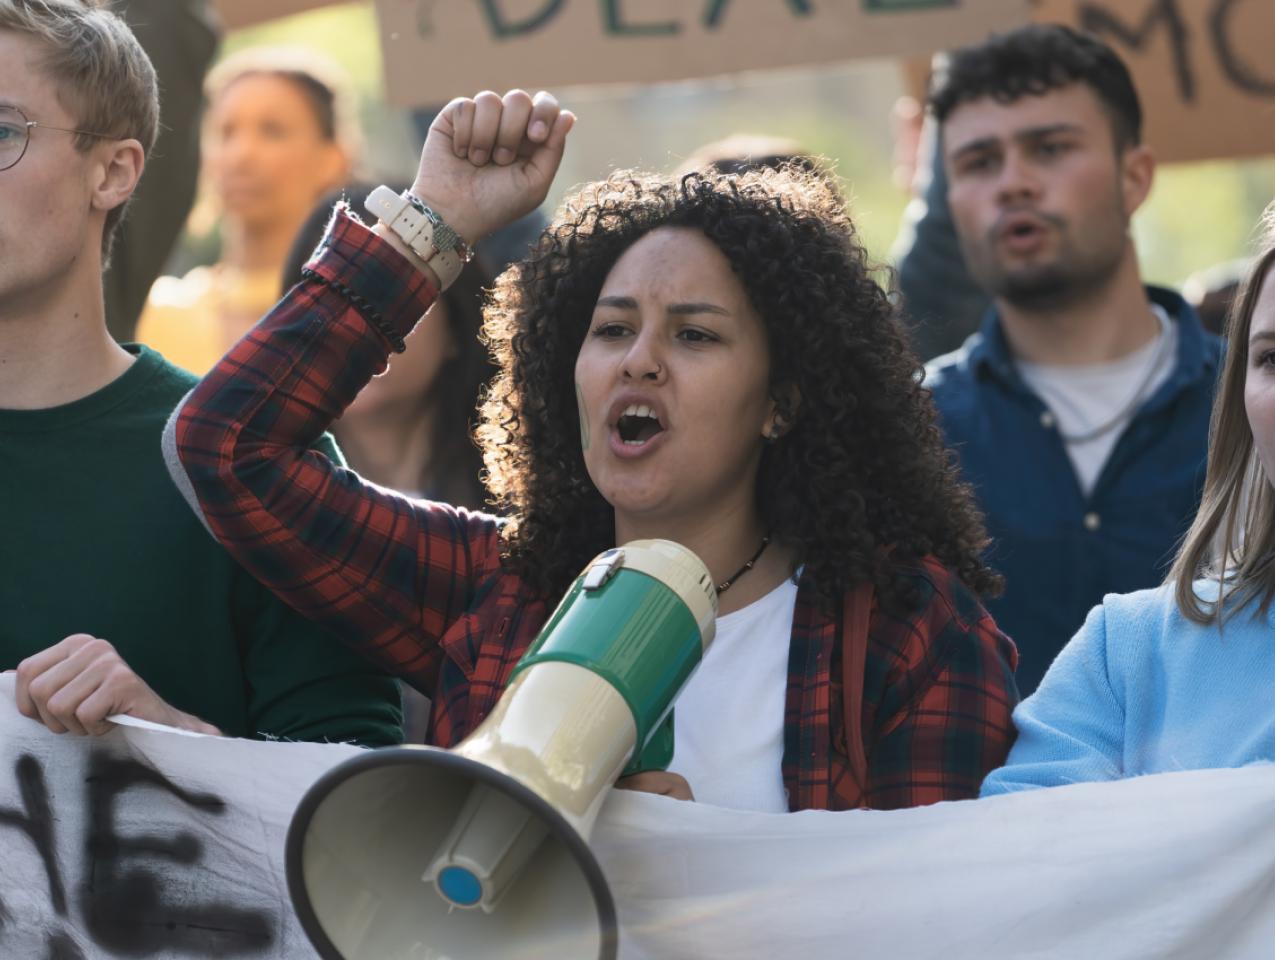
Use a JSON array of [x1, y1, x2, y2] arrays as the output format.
[[764, 382, 801, 441]]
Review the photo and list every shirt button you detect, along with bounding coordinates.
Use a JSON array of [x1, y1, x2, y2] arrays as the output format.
[[1040, 411, 1056, 429], [1084, 512, 1101, 532]]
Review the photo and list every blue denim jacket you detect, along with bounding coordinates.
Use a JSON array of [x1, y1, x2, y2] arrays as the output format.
[[926, 287, 1222, 694]]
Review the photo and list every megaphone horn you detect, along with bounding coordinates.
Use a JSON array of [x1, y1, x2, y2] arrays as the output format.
[[287, 539, 718, 959]]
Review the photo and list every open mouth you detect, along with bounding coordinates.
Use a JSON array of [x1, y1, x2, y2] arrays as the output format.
[[615, 404, 665, 446], [999, 215, 1049, 246]]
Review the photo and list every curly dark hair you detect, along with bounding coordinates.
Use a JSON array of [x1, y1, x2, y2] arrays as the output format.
[[479, 166, 1002, 611], [928, 23, 1142, 150]]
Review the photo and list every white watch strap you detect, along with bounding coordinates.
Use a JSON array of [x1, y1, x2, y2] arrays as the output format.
[[364, 185, 465, 288]]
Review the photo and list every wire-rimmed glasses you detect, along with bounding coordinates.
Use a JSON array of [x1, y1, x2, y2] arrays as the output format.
[[0, 104, 116, 172]]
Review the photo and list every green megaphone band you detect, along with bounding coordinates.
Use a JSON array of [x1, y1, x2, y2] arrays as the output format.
[[511, 544, 712, 774]]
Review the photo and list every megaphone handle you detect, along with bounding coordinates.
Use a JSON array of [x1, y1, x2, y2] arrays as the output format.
[[623, 710, 675, 776]]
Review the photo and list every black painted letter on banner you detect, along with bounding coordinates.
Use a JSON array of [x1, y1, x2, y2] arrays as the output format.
[[0, 754, 67, 917], [83, 755, 275, 956]]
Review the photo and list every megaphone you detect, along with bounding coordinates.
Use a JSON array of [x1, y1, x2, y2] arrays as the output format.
[[286, 539, 717, 959]]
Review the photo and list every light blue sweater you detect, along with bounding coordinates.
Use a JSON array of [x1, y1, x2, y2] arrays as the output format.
[[982, 581, 1275, 795]]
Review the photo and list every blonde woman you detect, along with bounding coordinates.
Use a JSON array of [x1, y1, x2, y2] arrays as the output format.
[[983, 211, 1275, 794]]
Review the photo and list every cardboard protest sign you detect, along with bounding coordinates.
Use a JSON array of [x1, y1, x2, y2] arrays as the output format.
[[1033, 0, 1275, 162], [211, 0, 349, 29], [373, 0, 1029, 107]]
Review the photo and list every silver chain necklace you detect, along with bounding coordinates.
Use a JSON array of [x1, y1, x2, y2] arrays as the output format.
[[1052, 309, 1173, 446]]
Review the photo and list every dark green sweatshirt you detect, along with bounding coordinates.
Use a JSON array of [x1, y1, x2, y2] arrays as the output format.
[[0, 344, 401, 745]]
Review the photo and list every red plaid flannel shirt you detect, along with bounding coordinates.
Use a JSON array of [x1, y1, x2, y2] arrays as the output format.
[[171, 211, 1018, 811]]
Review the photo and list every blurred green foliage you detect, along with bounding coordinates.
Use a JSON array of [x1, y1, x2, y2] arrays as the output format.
[[1137, 160, 1275, 287], [223, 5, 382, 93]]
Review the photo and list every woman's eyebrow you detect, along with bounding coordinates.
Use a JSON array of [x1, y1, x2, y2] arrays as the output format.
[[668, 302, 729, 316], [594, 296, 729, 316]]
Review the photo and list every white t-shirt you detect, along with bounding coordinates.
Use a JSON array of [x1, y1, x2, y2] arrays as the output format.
[[1017, 305, 1178, 497], [666, 578, 798, 813]]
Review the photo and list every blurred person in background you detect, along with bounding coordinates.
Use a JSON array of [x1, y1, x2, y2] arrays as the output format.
[[889, 54, 990, 361], [891, 112, 991, 360], [136, 45, 355, 374], [103, 0, 219, 341], [170, 90, 1019, 812], [0, 0, 400, 745], [925, 25, 1222, 695], [983, 209, 1275, 794], [281, 186, 496, 509], [283, 186, 498, 742]]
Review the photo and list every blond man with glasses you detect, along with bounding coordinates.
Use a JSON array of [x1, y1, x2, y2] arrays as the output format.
[[0, 0, 402, 749]]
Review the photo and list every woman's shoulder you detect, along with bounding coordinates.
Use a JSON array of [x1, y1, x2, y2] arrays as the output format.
[[886, 554, 991, 628], [1092, 581, 1196, 635], [848, 555, 1002, 662], [850, 556, 1017, 702]]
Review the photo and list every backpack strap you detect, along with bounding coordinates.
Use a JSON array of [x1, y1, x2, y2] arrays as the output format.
[[841, 580, 875, 800]]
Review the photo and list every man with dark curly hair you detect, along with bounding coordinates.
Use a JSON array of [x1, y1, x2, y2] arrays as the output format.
[[924, 24, 1222, 696], [169, 89, 1019, 811]]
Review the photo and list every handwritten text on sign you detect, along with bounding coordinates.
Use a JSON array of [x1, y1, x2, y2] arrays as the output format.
[[373, 0, 1029, 107], [1034, 0, 1275, 162]]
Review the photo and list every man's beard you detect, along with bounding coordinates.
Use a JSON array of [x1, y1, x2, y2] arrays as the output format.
[[974, 220, 1124, 313], [998, 261, 1084, 310]]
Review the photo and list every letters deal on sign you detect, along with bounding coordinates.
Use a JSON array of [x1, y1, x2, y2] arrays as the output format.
[[372, 0, 1028, 107]]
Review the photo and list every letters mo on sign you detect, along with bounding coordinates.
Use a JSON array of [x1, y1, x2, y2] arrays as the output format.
[[372, 0, 1029, 106], [1034, 0, 1275, 162]]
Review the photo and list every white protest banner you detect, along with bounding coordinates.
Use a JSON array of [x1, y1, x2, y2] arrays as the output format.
[[600, 769, 1275, 959], [372, 0, 1030, 107], [6, 672, 1275, 958], [210, 0, 350, 30], [0, 674, 355, 958], [1033, 0, 1275, 162]]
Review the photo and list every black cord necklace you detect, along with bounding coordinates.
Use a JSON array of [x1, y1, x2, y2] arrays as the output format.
[[716, 536, 771, 595]]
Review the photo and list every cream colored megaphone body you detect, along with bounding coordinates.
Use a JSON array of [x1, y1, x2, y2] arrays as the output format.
[[286, 539, 717, 960]]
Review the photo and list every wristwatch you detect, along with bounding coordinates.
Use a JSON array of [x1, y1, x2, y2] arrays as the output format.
[[364, 185, 473, 288]]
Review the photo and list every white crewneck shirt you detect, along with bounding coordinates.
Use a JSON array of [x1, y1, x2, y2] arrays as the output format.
[[665, 577, 798, 813], [1017, 304, 1177, 497]]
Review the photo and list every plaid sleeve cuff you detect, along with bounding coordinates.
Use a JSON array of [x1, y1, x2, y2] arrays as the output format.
[[305, 204, 441, 346]]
